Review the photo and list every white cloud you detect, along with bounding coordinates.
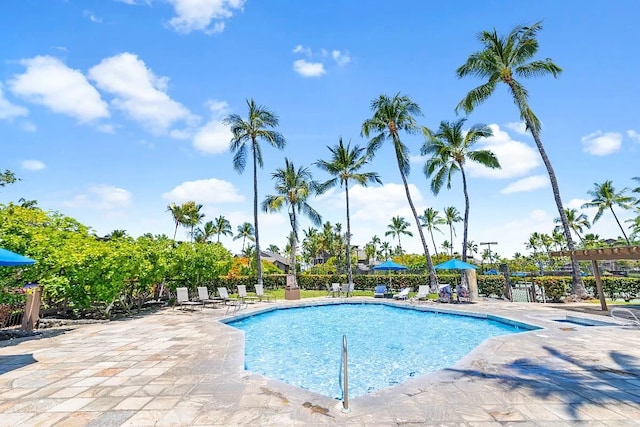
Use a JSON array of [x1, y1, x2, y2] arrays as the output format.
[[292, 45, 312, 57], [162, 178, 245, 203], [627, 130, 640, 143], [193, 100, 232, 154], [21, 160, 46, 171], [8, 56, 109, 122], [62, 185, 132, 210], [293, 59, 325, 78], [89, 52, 194, 134], [332, 50, 351, 66], [504, 121, 528, 136], [166, 0, 245, 34], [0, 83, 28, 120], [500, 175, 548, 194], [464, 124, 540, 179], [581, 130, 622, 156], [83, 10, 102, 23]]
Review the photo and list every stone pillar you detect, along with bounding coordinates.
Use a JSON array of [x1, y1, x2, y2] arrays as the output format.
[[464, 269, 478, 302], [21, 286, 42, 331], [284, 274, 300, 300]]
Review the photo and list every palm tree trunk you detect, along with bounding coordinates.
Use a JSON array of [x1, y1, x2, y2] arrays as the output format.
[[609, 206, 631, 244], [518, 105, 587, 298], [345, 182, 353, 286], [173, 222, 179, 241], [252, 142, 263, 286], [429, 228, 439, 257], [449, 224, 454, 257], [461, 166, 470, 262]]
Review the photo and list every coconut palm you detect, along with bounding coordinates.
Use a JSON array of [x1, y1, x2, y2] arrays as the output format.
[[212, 215, 232, 243], [385, 216, 413, 252], [181, 201, 205, 242], [554, 208, 590, 245], [443, 206, 462, 257], [379, 241, 392, 260], [442, 240, 453, 255], [466, 240, 479, 259], [626, 210, 640, 241], [267, 244, 280, 254], [418, 207, 445, 257], [456, 21, 586, 297], [262, 158, 322, 286], [167, 202, 186, 241], [195, 220, 216, 243], [224, 99, 286, 287], [369, 235, 381, 262], [315, 138, 382, 286], [234, 222, 255, 251], [422, 118, 500, 261], [361, 93, 437, 287], [582, 180, 634, 244]]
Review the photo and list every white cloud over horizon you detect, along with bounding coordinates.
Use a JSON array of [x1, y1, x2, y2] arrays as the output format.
[[500, 175, 549, 194], [9, 55, 109, 123], [162, 178, 245, 204], [192, 100, 233, 154], [21, 160, 46, 171], [581, 130, 622, 156], [62, 185, 132, 210]]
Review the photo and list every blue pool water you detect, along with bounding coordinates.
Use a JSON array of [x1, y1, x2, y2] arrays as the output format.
[[227, 303, 531, 399]]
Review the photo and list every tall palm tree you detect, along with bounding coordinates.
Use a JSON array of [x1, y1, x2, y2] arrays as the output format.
[[456, 21, 586, 298], [195, 220, 216, 243], [262, 158, 322, 286], [234, 222, 255, 251], [224, 99, 286, 287], [443, 206, 462, 257], [385, 216, 413, 252], [315, 138, 382, 286], [466, 240, 479, 259], [379, 241, 392, 260], [267, 244, 280, 254], [167, 202, 186, 241], [554, 208, 590, 245], [422, 118, 500, 261], [582, 180, 634, 244], [626, 210, 640, 241], [182, 201, 205, 242], [442, 240, 453, 255], [369, 235, 381, 262], [361, 93, 437, 288], [212, 215, 232, 243], [419, 207, 445, 257]]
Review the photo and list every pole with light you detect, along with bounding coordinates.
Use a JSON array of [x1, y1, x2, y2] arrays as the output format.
[[480, 241, 498, 271]]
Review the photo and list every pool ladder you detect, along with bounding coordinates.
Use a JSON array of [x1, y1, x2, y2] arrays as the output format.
[[340, 335, 351, 413], [610, 307, 640, 327]]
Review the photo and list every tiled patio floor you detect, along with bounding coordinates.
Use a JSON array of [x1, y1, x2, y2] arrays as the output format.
[[1, 298, 639, 426]]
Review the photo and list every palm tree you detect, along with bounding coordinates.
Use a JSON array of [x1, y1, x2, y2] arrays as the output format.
[[456, 21, 586, 297], [442, 240, 453, 255], [262, 158, 322, 286], [315, 138, 382, 286], [443, 206, 462, 257], [466, 240, 479, 259], [379, 241, 392, 260], [369, 235, 381, 262], [195, 220, 216, 243], [105, 229, 128, 240], [583, 233, 603, 249], [167, 202, 186, 240], [361, 93, 437, 288], [234, 222, 255, 251], [419, 207, 445, 257], [582, 180, 634, 244], [555, 208, 590, 245], [422, 118, 500, 261], [626, 210, 640, 241], [385, 216, 413, 252], [267, 244, 280, 254], [224, 99, 286, 287], [212, 215, 232, 243], [182, 201, 205, 242]]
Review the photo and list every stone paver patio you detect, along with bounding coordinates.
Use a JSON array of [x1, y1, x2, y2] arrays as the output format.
[[1, 297, 640, 426]]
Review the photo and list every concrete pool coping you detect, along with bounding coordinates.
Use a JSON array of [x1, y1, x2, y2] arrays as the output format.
[[1, 297, 640, 425]]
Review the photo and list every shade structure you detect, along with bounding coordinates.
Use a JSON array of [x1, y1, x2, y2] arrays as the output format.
[[0, 247, 36, 266], [373, 259, 408, 271], [434, 259, 477, 270]]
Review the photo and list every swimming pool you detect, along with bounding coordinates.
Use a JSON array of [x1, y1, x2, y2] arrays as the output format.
[[226, 302, 535, 399]]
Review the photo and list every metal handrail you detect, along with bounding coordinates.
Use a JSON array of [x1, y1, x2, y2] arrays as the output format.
[[341, 335, 351, 413], [611, 307, 640, 327]]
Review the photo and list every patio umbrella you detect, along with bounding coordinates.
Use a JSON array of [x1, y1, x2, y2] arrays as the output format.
[[434, 258, 477, 270], [0, 247, 36, 266], [373, 260, 408, 287]]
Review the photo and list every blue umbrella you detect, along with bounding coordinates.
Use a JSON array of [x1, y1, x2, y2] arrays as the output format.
[[373, 259, 408, 271], [434, 259, 477, 270], [0, 247, 36, 266]]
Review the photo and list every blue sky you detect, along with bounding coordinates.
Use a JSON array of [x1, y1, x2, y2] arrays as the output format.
[[1, 0, 639, 259]]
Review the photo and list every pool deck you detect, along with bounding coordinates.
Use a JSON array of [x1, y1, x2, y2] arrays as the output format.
[[1, 298, 640, 426]]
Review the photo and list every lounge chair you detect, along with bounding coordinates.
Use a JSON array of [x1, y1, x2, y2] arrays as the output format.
[[455, 284, 470, 303], [255, 284, 274, 302], [197, 286, 223, 308], [438, 284, 452, 303], [217, 287, 245, 314], [341, 283, 351, 297], [237, 285, 259, 304], [410, 285, 430, 303], [374, 285, 387, 298], [393, 287, 411, 300], [175, 287, 203, 310], [331, 283, 341, 298]]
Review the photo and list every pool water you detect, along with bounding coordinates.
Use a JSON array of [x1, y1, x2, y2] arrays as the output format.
[[227, 304, 530, 399]]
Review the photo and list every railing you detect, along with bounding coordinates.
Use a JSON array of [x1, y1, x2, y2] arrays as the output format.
[[340, 334, 351, 413], [610, 307, 640, 327]]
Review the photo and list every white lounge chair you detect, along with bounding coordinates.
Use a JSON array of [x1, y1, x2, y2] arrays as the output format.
[[217, 287, 245, 314], [410, 285, 430, 303], [237, 285, 259, 304], [255, 284, 274, 302], [341, 283, 350, 297], [331, 283, 341, 298], [197, 286, 222, 308], [393, 287, 411, 300], [175, 287, 203, 310]]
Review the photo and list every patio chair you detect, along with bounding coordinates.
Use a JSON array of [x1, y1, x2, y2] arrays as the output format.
[[175, 287, 203, 310], [410, 285, 430, 303], [237, 285, 259, 304], [393, 287, 411, 300], [374, 285, 387, 298], [255, 284, 274, 302], [197, 286, 223, 308], [438, 284, 452, 303], [341, 283, 351, 297], [331, 283, 341, 298], [217, 287, 246, 314], [455, 283, 470, 303]]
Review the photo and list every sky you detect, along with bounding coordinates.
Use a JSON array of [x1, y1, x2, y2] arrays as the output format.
[[1, 0, 639, 260]]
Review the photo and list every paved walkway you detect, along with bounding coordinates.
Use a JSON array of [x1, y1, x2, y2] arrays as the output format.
[[0, 298, 640, 426]]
